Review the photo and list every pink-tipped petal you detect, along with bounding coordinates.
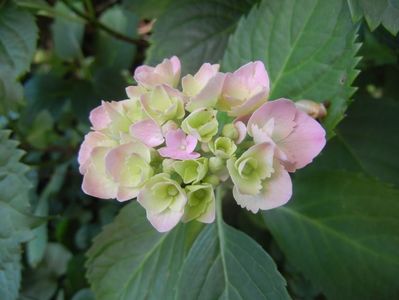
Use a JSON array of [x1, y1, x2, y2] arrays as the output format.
[[234, 121, 247, 144], [233, 164, 292, 213], [89, 104, 110, 130], [278, 110, 326, 172], [165, 129, 185, 148], [185, 135, 198, 153], [248, 99, 297, 141], [116, 187, 139, 202], [158, 147, 200, 160], [229, 89, 268, 117], [130, 119, 164, 147], [235, 61, 270, 90], [81, 147, 117, 199], [147, 209, 183, 232]]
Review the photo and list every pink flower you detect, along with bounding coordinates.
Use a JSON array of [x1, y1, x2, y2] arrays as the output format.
[[78, 132, 116, 174], [182, 63, 225, 112], [134, 56, 181, 89], [247, 99, 326, 172], [219, 61, 270, 117], [158, 129, 200, 160], [129, 118, 164, 147]]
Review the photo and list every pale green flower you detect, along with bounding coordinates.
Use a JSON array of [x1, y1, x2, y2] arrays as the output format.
[[181, 108, 218, 142], [141, 85, 185, 124], [182, 184, 215, 223], [137, 173, 187, 232], [209, 136, 237, 159], [173, 158, 208, 184]]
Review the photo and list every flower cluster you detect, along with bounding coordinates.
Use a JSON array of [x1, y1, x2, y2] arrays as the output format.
[[78, 56, 326, 232]]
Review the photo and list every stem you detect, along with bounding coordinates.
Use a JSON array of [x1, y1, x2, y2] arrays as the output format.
[[216, 185, 226, 222], [84, 0, 95, 18], [61, 0, 148, 47]]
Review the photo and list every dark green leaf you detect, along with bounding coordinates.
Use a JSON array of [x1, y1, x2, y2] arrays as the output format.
[[264, 168, 399, 299], [222, 0, 361, 135], [0, 130, 36, 300], [122, 0, 173, 18], [0, 2, 38, 77], [0, 69, 23, 115], [51, 2, 85, 61], [96, 5, 138, 70], [146, 0, 258, 75], [336, 96, 399, 187], [176, 222, 290, 300], [347, 0, 399, 35], [86, 201, 203, 300]]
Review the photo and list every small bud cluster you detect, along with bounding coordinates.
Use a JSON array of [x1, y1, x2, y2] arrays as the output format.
[[78, 57, 326, 232]]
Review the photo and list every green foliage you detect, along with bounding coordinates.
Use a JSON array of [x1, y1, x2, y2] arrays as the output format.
[[0, 130, 37, 300], [96, 5, 138, 70], [146, 0, 258, 75], [0, 1, 398, 299], [176, 221, 289, 299], [347, 0, 399, 35], [223, 0, 361, 135], [0, 2, 38, 77], [86, 201, 203, 300], [51, 2, 85, 61]]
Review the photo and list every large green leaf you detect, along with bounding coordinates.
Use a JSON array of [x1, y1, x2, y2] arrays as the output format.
[[347, 0, 399, 35], [176, 221, 289, 299], [51, 2, 85, 61], [336, 96, 399, 187], [0, 69, 23, 115], [96, 5, 138, 70], [0, 2, 38, 77], [0, 131, 36, 300], [146, 0, 258, 75], [222, 0, 360, 135], [263, 168, 399, 300], [86, 201, 203, 300]]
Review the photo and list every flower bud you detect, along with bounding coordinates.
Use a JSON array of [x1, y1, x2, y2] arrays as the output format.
[[222, 123, 239, 140], [137, 173, 187, 232], [181, 108, 218, 142], [183, 184, 215, 223], [209, 137, 237, 159], [173, 158, 208, 184]]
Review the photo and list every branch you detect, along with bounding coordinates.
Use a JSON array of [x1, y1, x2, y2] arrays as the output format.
[[61, 0, 148, 47]]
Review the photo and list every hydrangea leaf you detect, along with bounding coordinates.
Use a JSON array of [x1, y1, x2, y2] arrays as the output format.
[[86, 201, 203, 300], [222, 0, 361, 136], [0, 69, 23, 115], [335, 96, 399, 187], [0, 131, 37, 300], [51, 2, 85, 61], [0, 2, 38, 77], [347, 0, 399, 35], [263, 168, 399, 299], [96, 5, 138, 70], [146, 0, 258, 75], [176, 218, 290, 299]]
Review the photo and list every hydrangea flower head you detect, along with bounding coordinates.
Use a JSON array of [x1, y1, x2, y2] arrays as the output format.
[[78, 57, 326, 232]]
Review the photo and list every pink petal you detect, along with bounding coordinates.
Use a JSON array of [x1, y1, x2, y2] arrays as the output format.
[[194, 63, 220, 86], [278, 109, 326, 172], [78, 132, 115, 174], [89, 104, 110, 130], [248, 99, 297, 141], [170, 56, 181, 75], [81, 147, 118, 199], [158, 147, 200, 160], [146, 209, 183, 232], [235, 61, 270, 90], [186, 72, 225, 111], [229, 88, 268, 117], [185, 135, 198, 153], [234, 121, 247, 144], [165, 129, 186, 148], [117, 187, 139, 202], [233, 164, 292, 212], [130, 119, 164, 147]]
